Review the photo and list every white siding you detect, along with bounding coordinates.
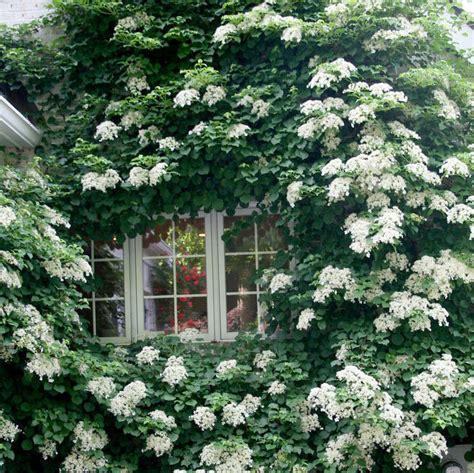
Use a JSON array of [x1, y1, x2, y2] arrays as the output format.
[[0, 0, 50, 26]]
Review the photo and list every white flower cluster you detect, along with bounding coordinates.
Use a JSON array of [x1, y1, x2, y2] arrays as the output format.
[[136, 346, 160, 365], [0, 266, 21, 288], [253, 350, 276, 371], [268, 381, 286, 396], [202, 85, 226, 106], [81, 169, 122, 192], [222, 402, 248, 427], [0, 410, 21, 442], [174, 88, 200, 107], [387, 121, 420, 140], [228, 123, 251, 139], [138, 125, 160, 146], [115, 12, 152, 33], [63, 450, 107, 472], [26, 353, 61, 382], [161, 356, 188, 386], [411, 354, 460, 408], [42, 256, 92, 283], [374, 291, 449, 332], [178, 327, 201, 342], [38, 440, 58, 460], [447, 203, 474, 224], [188, 122, 208, 136], [0, 250, 19, 267], [440, 157, 470, 178], [86, 376, 116, 399], [200, 441, 253, 472], [344, 207, 404, 256], [281, 25, 303, 43], [159, 137, 181, 151], [405, 250, 473, 300], [120, 110, 143, 130], [12, 305, 54, 353], [348, 104, 376, 127], [109, 380, 147, 417], [127, 75, 150, 95], [365, 17, 427, 52], [238, 95, 271, 119], [216, 359, 238, 378], [313, 266, 356, 303], [73, 422, 108, 452], [296, 308, 316, 330], [43, 206, 70, 228], [127, 162, 169, 188], [308, 58, 357, 89], [213, 24, 238, 44], [0, 205, 16, 227], [143, 432, 173, 457], [297, 113, 344, 140], [405, 162, 441, 185], [433, 89, 460, 120], [149, 410, 177, 429], [190, 406, 216, 431], [269, 273, 292, 293], [94, 120, 121, 141], [287, 180, 304, 207]]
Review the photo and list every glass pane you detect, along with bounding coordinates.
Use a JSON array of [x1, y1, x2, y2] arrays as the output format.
[[258, 215, 285, 252], [226, 294, 258, 332], [224, 216, 255, 253], [96, 300, 126, 337], [225, 255, 256, 293], [176, 258, 207, 295], [144, 297, 175, 333], [94, 239, 123, 259], [177, 296, 208, 333], [143, 220, 173, 257], [94, 261, 124, 298], [175, 218, 206, 255], [143, 258, 173, 296]]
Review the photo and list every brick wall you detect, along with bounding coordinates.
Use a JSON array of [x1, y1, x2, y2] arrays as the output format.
[[0, 0, 51, 26]]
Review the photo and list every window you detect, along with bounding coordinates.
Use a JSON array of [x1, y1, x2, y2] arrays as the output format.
[[84, 209, 286, 343]]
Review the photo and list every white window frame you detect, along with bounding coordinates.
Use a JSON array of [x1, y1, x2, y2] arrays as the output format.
[[92, 205, 285, 343]]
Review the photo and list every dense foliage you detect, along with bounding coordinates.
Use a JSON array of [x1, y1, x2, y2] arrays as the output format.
[[0, 0, 473, 471]]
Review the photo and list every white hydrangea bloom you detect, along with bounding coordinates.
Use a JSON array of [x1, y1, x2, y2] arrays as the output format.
[[136, 346, 160, 365], [348, 104, 376, 126], [296, 308, 316, 330], [433, 90, 460, 120], [202, 85, 226, 106], [269, 273, 292, 293], [411, 354, 460, 408], [173, 88, 200, 107], [81, 169, 122, 193], [327, 177, 352, 203], [86, 377, 116, 399], [0, 267, 21, 288], [440, 157, 470, 178], [313, 266, 355, 303], [222, 402, 248, 426], [0, 410, 21, 442], [300, 414, 320, 433], [240, 394, 261, 415], [216, 359, 238, 377], [287, 181, 304, 207], [94, 121, 121, 141], [336, 366, 379, 399], [143, 432, 173, 457], [38, 440, 58, 460], [253, 350, 276, 371], [127, 75, 150, 95], [446, 204, 474, 224], [109, 380, 147, 417], [127, 167, 149, 188], [308, 58, 357, 89], [42, 257, 92, 283], [158, 137, 181, 151], [26, 353, 61, 382], [251, 99, 271, 118], [161, 356, 188, 386], [120, 111, 143, 130], [73, 422, 108, 452], [200, 441, 253, 471], [188, 122, 208, 136], [281, 25, 302, 43], [63, 449, 107, 472], [149, 410, 177, 429], [149, 162, 168, 186], [405, 163, 441, 185], [228, 123, 251, 138], [178, 328, 200, 343], [0, 206, 16, 227], [190, 406, 216, 431], [268, 381, 287, 396], [387, 121, 420, 140], [213, 24, 238, 44]]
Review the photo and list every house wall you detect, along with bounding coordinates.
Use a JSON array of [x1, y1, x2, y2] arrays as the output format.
[[0, 0, 51, 26]]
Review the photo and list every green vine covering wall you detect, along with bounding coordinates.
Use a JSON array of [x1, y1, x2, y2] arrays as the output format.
[[0, 0, 473, 471]]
